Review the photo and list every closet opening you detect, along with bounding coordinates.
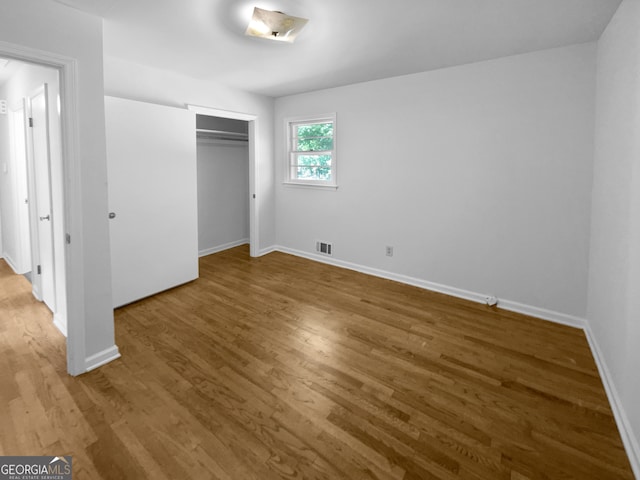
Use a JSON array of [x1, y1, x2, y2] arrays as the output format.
[[196, 114, 251, 257]]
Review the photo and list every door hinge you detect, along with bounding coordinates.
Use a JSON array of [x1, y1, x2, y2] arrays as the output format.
[[37, 265, 41, 275], [28, 117, 33, 127], [66, 233, 71, 245]]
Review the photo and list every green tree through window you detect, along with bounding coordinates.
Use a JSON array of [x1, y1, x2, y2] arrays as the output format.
[[288, 116, 336, 185]]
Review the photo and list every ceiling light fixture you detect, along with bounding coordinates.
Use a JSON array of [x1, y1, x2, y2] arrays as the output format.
[[245, 7, 308, 43]]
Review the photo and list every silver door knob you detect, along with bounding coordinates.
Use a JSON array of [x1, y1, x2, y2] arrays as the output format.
[[39, 215, 50, 221]]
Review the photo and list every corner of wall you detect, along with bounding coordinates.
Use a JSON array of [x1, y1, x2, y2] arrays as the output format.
[[584, 322, 640, 478], [84, 345, 121, 373]]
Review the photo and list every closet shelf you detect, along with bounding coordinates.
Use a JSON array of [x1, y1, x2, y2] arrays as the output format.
[[196, 128, 248, 142]]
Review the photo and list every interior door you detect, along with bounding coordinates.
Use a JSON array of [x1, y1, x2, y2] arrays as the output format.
[[10, 104, 32, 274], [106, 96, 199, 308], [28, 84, 56, 311]]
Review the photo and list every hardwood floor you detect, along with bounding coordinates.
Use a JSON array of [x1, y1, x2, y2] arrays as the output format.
[[0, 247, 634, 479]]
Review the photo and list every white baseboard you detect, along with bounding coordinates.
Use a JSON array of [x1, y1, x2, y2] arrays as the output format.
[[273, 245, 640, 475], [85, 345, 121, 372], [53, 313, 67, 337], [2, 252, 31, 276], [199, 238, 249, 257], [258, 245, 278, 256], [275, 245, 585, 327], [273, 245, 638, 474], [497, 299, 586, 328], [279, 245, 487, 300], [584, 326, 640, 478], [3, 253, 19, 274]]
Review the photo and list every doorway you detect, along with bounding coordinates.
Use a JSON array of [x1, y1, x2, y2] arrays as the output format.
[[4, 97, 31, 276], [196, 114, 250, 256], [0, 52, 73, 369], [0, 59, 61, 315], [188, 105, 259, 257]]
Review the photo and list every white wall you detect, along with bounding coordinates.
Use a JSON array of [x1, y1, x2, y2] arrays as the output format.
[[197, 141, 249, 255], [275, 43, 596, 321], [103, 56, 275, 252], [0, 103, 17, 267], [588, 0, 640, 474], [0, 0, 117, 372]]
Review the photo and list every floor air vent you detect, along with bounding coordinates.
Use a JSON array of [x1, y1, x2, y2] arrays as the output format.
[[316, 241, 333, 256]]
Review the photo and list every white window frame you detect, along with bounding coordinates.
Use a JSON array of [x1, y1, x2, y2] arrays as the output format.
[[284, 113, 337, 188]]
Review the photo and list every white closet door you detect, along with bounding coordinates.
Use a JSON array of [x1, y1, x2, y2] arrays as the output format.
[[106, 96, 198, 308]]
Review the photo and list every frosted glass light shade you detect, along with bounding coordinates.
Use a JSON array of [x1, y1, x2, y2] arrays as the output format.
[[245, 7, 308, 43]]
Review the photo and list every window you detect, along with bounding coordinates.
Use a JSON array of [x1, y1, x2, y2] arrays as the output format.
[[285, 114, 336, 187]]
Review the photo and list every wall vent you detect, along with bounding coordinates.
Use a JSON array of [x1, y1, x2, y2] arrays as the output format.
[[316, 241, 333, 256]]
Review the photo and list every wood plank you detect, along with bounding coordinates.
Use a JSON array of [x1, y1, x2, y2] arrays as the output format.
[[0, 251, 634, 479]]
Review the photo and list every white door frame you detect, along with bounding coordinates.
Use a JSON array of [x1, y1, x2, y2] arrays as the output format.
[[22, 96, 42, 300], [0, 40, 86, 376], [187, 105, 259, 257]]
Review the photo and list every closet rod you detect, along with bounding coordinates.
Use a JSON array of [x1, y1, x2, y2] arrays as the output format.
[[196, 128, 248, 139]]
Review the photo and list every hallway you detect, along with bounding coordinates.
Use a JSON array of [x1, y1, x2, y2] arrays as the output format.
[[0, 258, 68, 453]]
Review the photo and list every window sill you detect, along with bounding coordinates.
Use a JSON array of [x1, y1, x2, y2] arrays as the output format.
[[283, 182, 338, 190]]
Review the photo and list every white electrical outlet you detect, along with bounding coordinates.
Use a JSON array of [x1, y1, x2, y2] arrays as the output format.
[[385, 246, 394, 257]]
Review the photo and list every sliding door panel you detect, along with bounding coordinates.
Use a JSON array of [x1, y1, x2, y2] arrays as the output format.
[[106, 96, 198, 308]]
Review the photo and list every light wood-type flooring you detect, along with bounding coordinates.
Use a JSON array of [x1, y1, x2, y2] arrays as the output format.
[[0, 246, 634, 479]]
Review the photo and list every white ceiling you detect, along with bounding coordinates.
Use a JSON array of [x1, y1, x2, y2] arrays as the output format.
[[53, 0, 621, 98]]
